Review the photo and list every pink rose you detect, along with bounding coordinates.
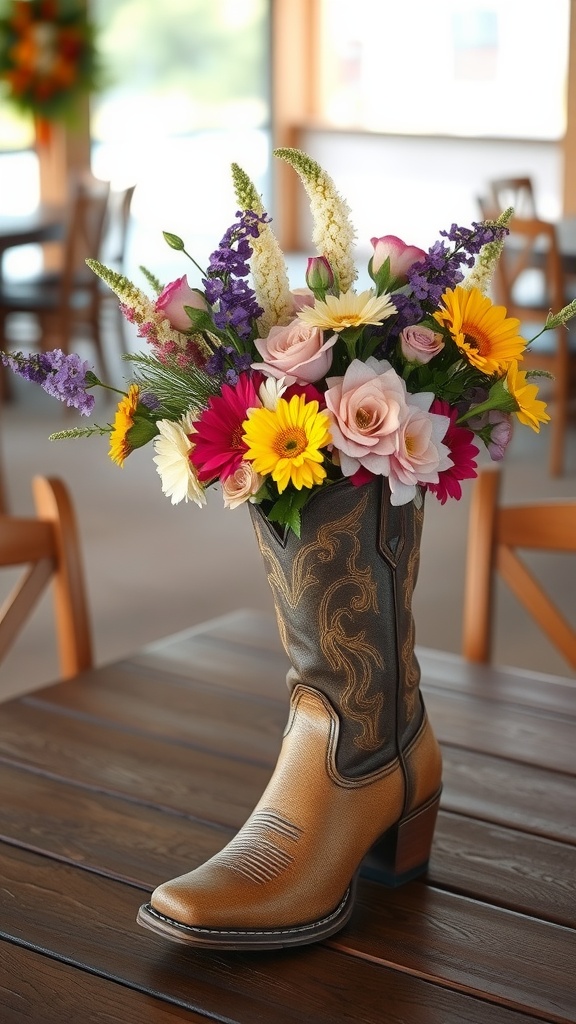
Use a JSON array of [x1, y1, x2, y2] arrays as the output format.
[[155, 275, 207, 331], [253, 320, 337, 384], [400, 325, 444, 364], [386, 397, 451, 506], [222, 463, 264, 509], [290, 288, 315, 313], [370, 235, 426, 288], [324, 357, 409, 477]]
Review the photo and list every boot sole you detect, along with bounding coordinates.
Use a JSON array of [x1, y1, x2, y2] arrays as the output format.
[[136, 883, 356, 951]]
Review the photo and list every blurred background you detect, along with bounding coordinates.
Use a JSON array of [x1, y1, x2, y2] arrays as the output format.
[[0, 0, 574, 699]]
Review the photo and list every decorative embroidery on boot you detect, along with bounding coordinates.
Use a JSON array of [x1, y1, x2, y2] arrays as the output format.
[[254, 493, 386, 753], [401, 509, 423, 719], [217, 809, 303, 885]]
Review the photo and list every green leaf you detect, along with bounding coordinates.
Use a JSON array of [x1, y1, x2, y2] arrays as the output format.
[[266, 488, 312, 538], [183, 307, 216, 333]]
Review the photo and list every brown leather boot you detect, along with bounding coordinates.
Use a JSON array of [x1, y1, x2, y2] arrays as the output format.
[[138, 479, 442, 950]]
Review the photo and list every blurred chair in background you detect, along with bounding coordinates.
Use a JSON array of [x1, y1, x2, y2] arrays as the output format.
[[489, 215, 576, 476], [0, 475, 93, 679], [100, 183, 136, 354], [462, 466, 576, 671], [488, 176, 538, 218], [0, 175, 111, 386]]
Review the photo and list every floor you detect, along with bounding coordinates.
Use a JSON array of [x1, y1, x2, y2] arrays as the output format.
[[1, 300, 575, 703]]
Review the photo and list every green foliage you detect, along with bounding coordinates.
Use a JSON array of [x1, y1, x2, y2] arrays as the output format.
[[124, 353, 220, 420]]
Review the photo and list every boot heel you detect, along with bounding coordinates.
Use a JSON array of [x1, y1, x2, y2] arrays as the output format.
[[361, 790, 441, 887]]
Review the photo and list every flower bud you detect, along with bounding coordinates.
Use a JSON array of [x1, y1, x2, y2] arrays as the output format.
[[163, 231, 185, 251], [305, 256, 334, 299]]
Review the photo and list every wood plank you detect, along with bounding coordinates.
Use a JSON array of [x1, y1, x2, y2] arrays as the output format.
[[0, 941, 209, 1023], [1, 763, 574, 929], [0, 701, 271, 831], [332, 881, 576, 1024], [427, 810, 576, 928], [131, 628, 289, 702], [24, 665, 287, 764], [24, 659, 576, 778], [136, 608, 576, 717], [1, 765, 575, 929], [423, 688, 576, 775], [1, 700, 575, 845], [441, 747, 576, 843], [419, 646, 576, 716], [0, 844, 553, 1024]]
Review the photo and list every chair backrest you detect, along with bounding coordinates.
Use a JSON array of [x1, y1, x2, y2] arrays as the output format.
[[60, 175, 110, 302], [491, 215, 565, 320], [104, 184, 136, 268], [0, 476, 93, 679], [462, 466, 576, 670], [489, 176, 537, 218]]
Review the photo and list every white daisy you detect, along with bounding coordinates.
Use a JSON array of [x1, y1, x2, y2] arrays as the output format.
[[153, 413, 206, 507]]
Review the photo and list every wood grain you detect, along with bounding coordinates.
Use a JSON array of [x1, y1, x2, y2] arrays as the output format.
[[0, 844, 551, 1024]]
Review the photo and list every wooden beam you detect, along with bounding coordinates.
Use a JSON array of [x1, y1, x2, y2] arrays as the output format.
[[271, 0, 321, 249], [562, 0, 576, 213]]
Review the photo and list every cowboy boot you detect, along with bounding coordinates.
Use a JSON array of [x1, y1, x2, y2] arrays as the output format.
[[137, 478, 442, 950]]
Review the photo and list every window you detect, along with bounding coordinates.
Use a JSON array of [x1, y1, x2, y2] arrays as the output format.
[[90, 0, 271, 271], [317, 0, 569, 140]]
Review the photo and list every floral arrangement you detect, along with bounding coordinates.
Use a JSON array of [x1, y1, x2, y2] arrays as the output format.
[[3, 149, 574, 536], [0, 0, 99, 128]]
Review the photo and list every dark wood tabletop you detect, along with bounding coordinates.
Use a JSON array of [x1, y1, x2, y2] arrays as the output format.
[[0, 608, 575, 1024]]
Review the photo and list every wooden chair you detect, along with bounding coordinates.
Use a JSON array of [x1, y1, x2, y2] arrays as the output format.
[[488, 177, 538, 219], [462, 466, 576, 671], [0, 475, 93, 679], [489, 215, 576, 476], [100, 183, 136, 354], [0, 175, 111, 383]]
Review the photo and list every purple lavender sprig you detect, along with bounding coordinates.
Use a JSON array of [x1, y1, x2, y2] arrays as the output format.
[[1, 350, 98, 415], [202, 209, 268, 342], [206, 345, 253, 385], [393, 221, 509, 332]]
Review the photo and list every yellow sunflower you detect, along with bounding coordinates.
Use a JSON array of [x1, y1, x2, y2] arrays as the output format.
[[242, 394, 331, 493], [433, 286, 527, 374], [505, 361, 550, 432], [297, 289, 396, 331], [109, 384, 140, 467]]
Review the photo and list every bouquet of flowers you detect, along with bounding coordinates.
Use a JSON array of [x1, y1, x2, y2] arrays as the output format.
[[3, 148, 573, 536]]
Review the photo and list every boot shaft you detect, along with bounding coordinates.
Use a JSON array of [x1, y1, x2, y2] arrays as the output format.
[[250, 478, 425, 779]]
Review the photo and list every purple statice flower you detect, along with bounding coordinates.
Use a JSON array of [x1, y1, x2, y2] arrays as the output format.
[[392, 221, 508, 332], [206, 344, 253, 385], [1, 350, 96, 415], [202, 209, 268, 340]]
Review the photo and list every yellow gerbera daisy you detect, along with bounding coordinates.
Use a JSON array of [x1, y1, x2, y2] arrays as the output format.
[[242, 394, 331, 493], [109, 384, 140, 467], [297, 289, 396, 332], [433, 286, 527, 374], [505, 361, 550, 432]]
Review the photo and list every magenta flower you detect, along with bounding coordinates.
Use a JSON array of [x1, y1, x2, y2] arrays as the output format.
[[426, 399, 479, 504], [190, 373, 261, 483]]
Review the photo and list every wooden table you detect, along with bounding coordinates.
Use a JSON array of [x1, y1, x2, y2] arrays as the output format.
[[0, 608, 575, 1024]]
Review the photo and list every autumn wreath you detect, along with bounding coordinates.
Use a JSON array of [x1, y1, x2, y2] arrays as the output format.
[[0, 0, 99, 132]]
